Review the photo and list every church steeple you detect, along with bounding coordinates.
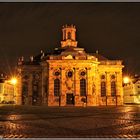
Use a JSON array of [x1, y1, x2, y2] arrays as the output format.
[[61, 24, 78, 48]]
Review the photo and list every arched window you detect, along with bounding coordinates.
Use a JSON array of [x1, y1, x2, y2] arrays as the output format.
[[68, 32, 71, 39], [101, 75, 105, 80], [111, 75, 115, 80], [101, 75, 106, 97], [54, 79, 60, 96], [111, 81, 116, 96], [22, 81, 28, 105], [32, 83, 39, 97], [22, 81, 28, 96], [80, 79, 86, 96], [101, 81, 106, 97]]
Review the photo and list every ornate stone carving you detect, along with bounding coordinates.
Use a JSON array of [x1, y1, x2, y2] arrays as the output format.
[[65, 79, 73, 90]]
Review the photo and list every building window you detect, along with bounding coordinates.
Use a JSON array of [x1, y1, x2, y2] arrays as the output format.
[[111, 75, 115, 80], [101, 81, 106, 97], [68, 32, 71, 39], [54, 71, 60, 76], [67, 71, 73, 78], [22, 81, 28, 105], [111, 81, 116, 96], [22, 82, 28, 96], [80, 71, 86, 76], [32, 84, 39, 97], [101, 75, 105, 80], [54, 79, 60, 96], [80, 79, 86, 96]]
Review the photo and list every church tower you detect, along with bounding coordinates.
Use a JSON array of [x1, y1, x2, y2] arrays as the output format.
[[61, 24, 78, 48]]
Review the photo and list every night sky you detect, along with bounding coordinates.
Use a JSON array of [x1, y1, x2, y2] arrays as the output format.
[[0, 3, 140, 75]]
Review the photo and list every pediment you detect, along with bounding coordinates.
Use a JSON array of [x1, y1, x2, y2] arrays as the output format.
[[64, 55, 73, 59]]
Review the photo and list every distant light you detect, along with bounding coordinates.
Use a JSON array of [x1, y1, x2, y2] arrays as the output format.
[[123, 77, 130, 84], [11, 78, 17, 85]]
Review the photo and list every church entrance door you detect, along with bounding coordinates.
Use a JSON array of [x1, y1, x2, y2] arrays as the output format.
[[66, 93, 74, 105]]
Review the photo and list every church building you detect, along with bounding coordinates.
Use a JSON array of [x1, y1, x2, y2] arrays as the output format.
[[17, 25, 124, 106]]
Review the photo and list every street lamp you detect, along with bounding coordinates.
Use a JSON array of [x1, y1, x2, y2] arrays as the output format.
[[11, 78, 17, 85], [123, 76, 130, 84]]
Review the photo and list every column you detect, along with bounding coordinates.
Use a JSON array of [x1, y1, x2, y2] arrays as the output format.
[[60, 67, 66, 106], [95, 71, 100, 106], [48, 67, 54, 106], [29, 73, 33, 105], [116, 71, 123, 105], [41, 66, 48, 105], [16, 75, 22, 105], [86, 67, 94, 106], [74, 67, 80, 106], [106, 72, 111, 105]]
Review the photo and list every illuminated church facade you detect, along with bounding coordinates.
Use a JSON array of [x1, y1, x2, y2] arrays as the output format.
[[17, 25, 124, 106]]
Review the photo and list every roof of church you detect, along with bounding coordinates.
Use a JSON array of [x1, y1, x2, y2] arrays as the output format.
[[60, 47, 86, 56], [17, 25, 122, 66], [89, 53, 108, 61], [19, 48, 109, 66], [52, 48, 66, 55]]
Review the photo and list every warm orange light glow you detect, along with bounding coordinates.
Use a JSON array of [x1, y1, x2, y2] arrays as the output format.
[[123, 77, 130, 84], [10, 78, 17, 85]]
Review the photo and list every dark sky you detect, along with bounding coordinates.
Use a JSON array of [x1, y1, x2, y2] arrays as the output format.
[[0, 3, 140, 75]]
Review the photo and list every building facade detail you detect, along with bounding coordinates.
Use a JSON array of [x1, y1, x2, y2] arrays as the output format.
[[17, 24, 124, 106], [123, 75, 140, 104]]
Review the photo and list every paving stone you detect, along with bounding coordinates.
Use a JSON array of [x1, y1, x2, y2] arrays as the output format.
[[0, 105, 140, 138]]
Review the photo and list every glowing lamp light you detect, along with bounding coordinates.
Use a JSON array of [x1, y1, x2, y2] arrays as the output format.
[[11, 78, 17, 85], [123, 77, 130, 84]]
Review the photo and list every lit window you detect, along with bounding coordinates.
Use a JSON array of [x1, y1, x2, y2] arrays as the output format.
[[54, 79, 60, 96], [101, 81, 106, 97], [80, 79, 86, 96], [111, 81, 116, 96]]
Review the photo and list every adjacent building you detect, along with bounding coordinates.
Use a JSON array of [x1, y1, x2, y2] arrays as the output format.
[[123, 75, 140, 104], [17, 25, 124, 106], [0, 75, 15, 103]]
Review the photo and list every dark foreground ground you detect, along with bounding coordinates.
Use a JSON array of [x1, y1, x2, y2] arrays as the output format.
[[0, 105, 140, 138]]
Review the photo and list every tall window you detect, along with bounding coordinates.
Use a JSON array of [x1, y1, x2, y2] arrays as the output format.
[[101, 81, 106, 97], [54, 79, 60, 96], [22, 82, 28, 96], [111, 81, 116, 96], [32, 83, 39, 97], [80, 79, 86, 96], [22, 81, 28, 105], [101, 75, 106, 97], [68, 32, 71, 39]]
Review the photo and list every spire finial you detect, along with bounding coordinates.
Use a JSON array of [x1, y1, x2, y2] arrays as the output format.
[[30, 56, 34, 62], [41, 50, 43, 54], [96, 50, 99, 54]]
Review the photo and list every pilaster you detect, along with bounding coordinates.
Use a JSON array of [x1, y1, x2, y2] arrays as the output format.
[[60, 67, 66, 106], [28, 73, 33, 105], [116, 71, 123, 105]]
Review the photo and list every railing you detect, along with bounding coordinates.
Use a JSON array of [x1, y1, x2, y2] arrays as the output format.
[[100, 60, 122, 65]]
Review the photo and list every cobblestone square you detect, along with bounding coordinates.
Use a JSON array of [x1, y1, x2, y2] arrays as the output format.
[[0, 105, 140, 138]]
